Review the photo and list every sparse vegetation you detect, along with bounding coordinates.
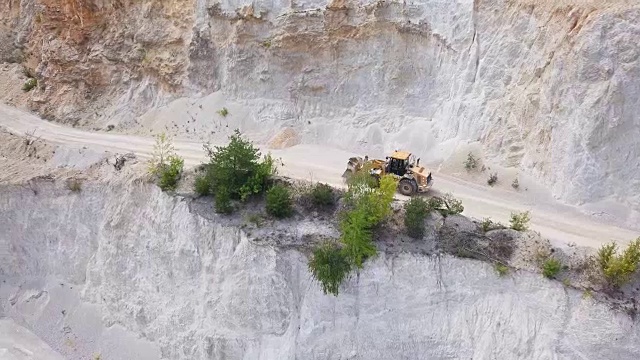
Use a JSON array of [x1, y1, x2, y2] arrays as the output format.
[[542, 257, 562, 279], [464, 152, 478, 170], [217, 107, 229, 117], [266, 184, 293, 218], [596, 239, 640, 287], [148, 133, 184, 191], [310, 183, 335, 208], [495, 263, 509, 276], [22, 78, 37, 92], [404, 197, 430, 239], [197, 130, 278, 213], [509, 211, 530, 231], [66, 179, 82, 192], [512, 177, 520, 190], [245, 213, 265, 227], [481, 217, 497, 232], [308, 242, 352, 296], [194, 175, 211, 196], [487, 172, 498, 186], [261, 39, 272, 48]]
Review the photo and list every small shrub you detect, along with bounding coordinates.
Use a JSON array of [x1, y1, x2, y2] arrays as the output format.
[[215, 187, 233, 214], [194, 175, 211, 196], [542, 258, 562, 279], [66, 179, 82, 192], [464, 153, 478, 170], [512, 177, 520, 189], [440, 193, 464, 216], [481, 218, 494, 232], [562, 278, 571, 287], [310, 183, 334, 207], [404, 197, 430, 239], [308, 242, 352, 296], [510, 211, 530, 231], [148, 133, 184, 191], [261, 39, 271, 48], [158, 156, 184, 191], [495, 263, 509, 276], [266, 184, 293, 218], [597, 239, 640, 287], [22, 78, 37, 92], [217, 107, 229, 117], [487, 173, 498, 186]]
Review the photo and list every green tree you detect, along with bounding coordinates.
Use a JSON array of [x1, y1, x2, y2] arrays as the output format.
[[199, 130, 278, 213], [309, 242, 352, 296]]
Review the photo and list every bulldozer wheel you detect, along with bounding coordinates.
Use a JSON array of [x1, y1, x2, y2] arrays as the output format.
[[398, 179, 417, 196]]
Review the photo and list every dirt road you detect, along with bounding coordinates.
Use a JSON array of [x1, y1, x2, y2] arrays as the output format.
[[0, 104, 637, 249]]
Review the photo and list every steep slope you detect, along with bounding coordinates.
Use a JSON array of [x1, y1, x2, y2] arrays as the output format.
[[1, 179, 640, 360]]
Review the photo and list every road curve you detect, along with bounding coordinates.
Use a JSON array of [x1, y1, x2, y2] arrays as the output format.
[[0, 104, 637, 249]]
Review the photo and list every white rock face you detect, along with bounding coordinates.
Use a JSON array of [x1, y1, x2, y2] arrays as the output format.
[[1, 184, 639, 359], [189, 0, 640, 218]]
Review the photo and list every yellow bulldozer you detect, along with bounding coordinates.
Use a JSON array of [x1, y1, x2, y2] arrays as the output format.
[[341, 150, 433, 196]]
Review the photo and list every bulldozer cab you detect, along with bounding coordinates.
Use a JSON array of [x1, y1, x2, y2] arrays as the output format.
[[386, 151, 411, 176]]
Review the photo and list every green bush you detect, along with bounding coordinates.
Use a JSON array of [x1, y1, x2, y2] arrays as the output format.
[[510, 211, 531, 231], [481, 218, 494, 232], [215, 187, 233, 214], [266, 184, 293, 218], [22, 78, 37, 92], [217, 107, 229, 117], [542, 258, 562, 279], [597, 239, 640, 287], [495, 263, 509, 276], [148, 133, 184, 191], [426, 194, 464, 217], [404, 197, 430, 239], [158, 156, 184, 191], [308, 242, 352, 296], [198, 130, 278, 213], [194, 175, 211, 196], [310, 183, 334, 207]]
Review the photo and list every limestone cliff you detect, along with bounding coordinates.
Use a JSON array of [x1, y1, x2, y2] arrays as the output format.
[[1, 182, 640, 359]]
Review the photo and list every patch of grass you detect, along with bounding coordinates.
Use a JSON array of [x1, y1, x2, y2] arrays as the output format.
[[310, 183, 335, 208], [495, 263, 509, 276], [509, 211, 531, 231], [266, 184, 293, 218], [404, 197, 430, 239], [217, 107, 229, 117], [542, 257, 562, 279], [245, 213, 264, 227], [487, 173, 498, 186], [464, 152, 478, 170], [22, 78, 37, 92], [308, 242, 352, 296], [596, 238, 640, 287]]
